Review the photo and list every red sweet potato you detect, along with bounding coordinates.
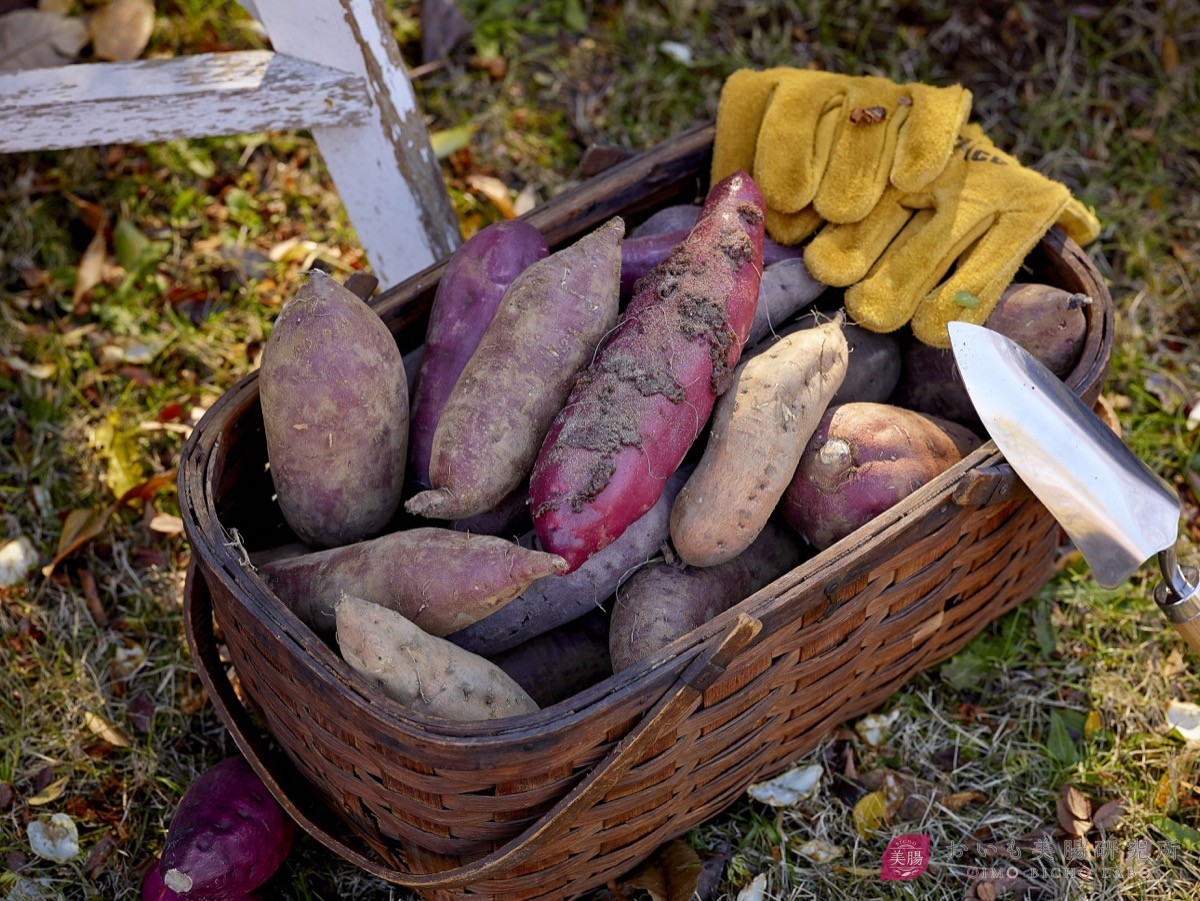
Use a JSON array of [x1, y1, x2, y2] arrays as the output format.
[[157, 756, 294, 900], [259, 271, 407, 548], [530, 172, 766, 572], [407, 218, 624, 520], [488, 608, 612, 707], [609, 522, 802, 673], [896, 283, 1090, 425], [781, 403, 982, 550], [408, 221, 548, 488], [260, 528, 567, 636], [448, 466, 689, 655]]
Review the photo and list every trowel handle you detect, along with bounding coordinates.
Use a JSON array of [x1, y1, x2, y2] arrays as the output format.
[[1156, 552, 1200, 657]]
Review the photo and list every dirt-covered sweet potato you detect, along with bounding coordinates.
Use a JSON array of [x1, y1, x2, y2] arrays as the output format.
[[260, 528, 567, 636], [335, 596, 539, 720], [609, 522, 802, 673], [531, 172, 766, 572], [259, 271, 407, 548], [781, 403, 982, 550], [488, 609, 611, 707], [157, 756, 294, 900], [671, 320, 848, 567], [448, 467, 689, 655], [896, 282, 1090, 424], [407, 218, 624, 520], [409, 221, 548, 488]]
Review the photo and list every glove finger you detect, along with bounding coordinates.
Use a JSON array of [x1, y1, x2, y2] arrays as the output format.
[[756, 74, 847, 214], [804, 187, 913, 288], [1056, 197, 1101, 246], [764, 206, 824, 246], [910, 210, 1053, 347], [845, 205, 992, 334], [711, 68, 789, 183], [891, 84, 972, 192], [812, 77, 908, 224]]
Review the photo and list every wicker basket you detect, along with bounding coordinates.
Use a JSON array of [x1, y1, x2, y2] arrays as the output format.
[[179, 123, 1114, 900]]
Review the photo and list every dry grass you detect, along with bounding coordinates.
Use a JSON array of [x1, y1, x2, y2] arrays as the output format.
[[1, 0, 1198, 898]]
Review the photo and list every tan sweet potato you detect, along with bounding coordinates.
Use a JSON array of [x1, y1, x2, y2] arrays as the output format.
[[260, 528, 567, 636], [335, 596, 538, 720], [671, 320, 848, 567]]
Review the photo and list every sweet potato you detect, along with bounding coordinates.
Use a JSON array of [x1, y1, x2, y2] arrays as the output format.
[[609, 522, 802, 673], [621, 227, 801, 296], [744, 258, 827, 347], [450, 487, 531, 537], [489, 609, 611, 707], [631, 203, 701, 238], [531, 172, 766, 572], [260, 528, 567, 636], [448, 466, 689, 655], [259, 271, 407, 547], [671, 320, 848, 567], [407, 218, 624, 520], [408, 221, 548, 488], [896, 283, 1090, 424], [787, 311, 902, 404], [335, 595, 538, 720], [781, 403, 982, 550], [157, 756, 294, 900]]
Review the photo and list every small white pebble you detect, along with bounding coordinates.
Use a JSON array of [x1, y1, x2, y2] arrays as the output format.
[[0, 536, 39, 587]]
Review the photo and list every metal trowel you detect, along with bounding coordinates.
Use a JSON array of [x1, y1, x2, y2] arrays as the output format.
[[948, 322, 1200, 655]]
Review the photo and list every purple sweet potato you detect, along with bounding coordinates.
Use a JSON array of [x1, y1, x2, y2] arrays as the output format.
[[671, 320, 848, 567], [621, 227, 801, 295], [259, 271, 407, 548], [896, 282, 1090, 424], [450, 487, 531, 537], [409, 221, 549, 488], [157, 756, 294, 900], [744, 257, 827, 346], [335, 596, 539, 720], [531, 172, 766, 572], [260, 528, 567, 635], [489, 608, 611, 707], [407, 218, 624, 520], [609, 522, 802, 673], [631, 203, 701, 238], [448, 466, 690, 655], [781, 403, 982, 550], [143, 863, 261, 900], [787, 311, 902, 405]]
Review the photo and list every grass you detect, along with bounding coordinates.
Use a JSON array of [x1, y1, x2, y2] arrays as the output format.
[[1, 0, 1198, 897]]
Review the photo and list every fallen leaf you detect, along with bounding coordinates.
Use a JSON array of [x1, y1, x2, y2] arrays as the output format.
[[942, 790, 987, 812], [1153, 771, 1175, 811], [1056, 784, 1091, 837], [0, 536, 39, 586], [735, 874, 767, 901], [84, 711, 132, 748], [0, 783, 12, 810], [693, 841, 731, 901], [1084, 709, 1103, 739], [747, 764, 823, 807], [1047, 710, 1080, 765], [111, 644, 145, 681], [90, 0, 154, 61], [0, 8, 87, 71], [42, 508, 110, 578], [514, 184, 537, 217], [72, 222, 107, 311], [795, 839, 843, 863], [854, 710, 899, 747], [617, 839, 702, 901], [853, 790, 889, 837], [1151, 815, 1200, 850], [429, 123, 474, 160], [116, 469, 177, 506], [420, 0, 471, 64], [90, 411, 145, 500], [27, 813, 79, 862], [966, 874, 1031, 899], [148, 514, 184, 536], [466, 174, 516, 218], [1144, 371, 1190, 411], [1162, 36, 1179, 75], [113, 218, 151, 271], [1092, 799, 1126, 832], [4, 356, 56, 380], [1166, 699, 1200, 743], [82, 830, 116, 877], [127, 695, 156, 733], [25, 777, 68, 806]]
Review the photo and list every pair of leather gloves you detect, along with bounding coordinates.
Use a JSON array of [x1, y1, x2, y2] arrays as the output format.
[[713, 68, 1101, 346]]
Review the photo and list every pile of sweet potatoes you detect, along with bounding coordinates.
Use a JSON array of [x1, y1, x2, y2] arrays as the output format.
[[249, 171, 1089, 725]]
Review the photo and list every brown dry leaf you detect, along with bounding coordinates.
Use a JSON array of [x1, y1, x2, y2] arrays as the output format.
[[943, 790, 987, 812], [1056, 784, 1091, 837], [83, 830, 116, 877], [0, 8, 87, 71], [466, 174, 517, 218], [967, 874, 1031, 900], [1162, 36, 1179, 75], [72, 223, 107, 310], [42, 508, 111, 578], [514, 184, 538, 217], [1092, 395, 1120, 437], [83, 711, 132, 749], [115, 469, 177, 506], [1092, 799, 1126, 832], [25, 776, 68, 806], [148, 514, 183, 536], [853, 790, 889, 838], [1153, 771, 1174, 811], [89, 0, 154, 61], [617, 839, 702, 901]]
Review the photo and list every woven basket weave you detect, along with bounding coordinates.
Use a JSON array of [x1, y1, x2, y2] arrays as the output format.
[[179, 123, 1114, 900]]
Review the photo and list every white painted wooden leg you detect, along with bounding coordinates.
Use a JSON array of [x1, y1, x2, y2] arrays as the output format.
[[252, 0, 461, 286]]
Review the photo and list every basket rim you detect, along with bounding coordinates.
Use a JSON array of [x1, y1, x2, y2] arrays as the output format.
[[178, 155, 1114, 747]]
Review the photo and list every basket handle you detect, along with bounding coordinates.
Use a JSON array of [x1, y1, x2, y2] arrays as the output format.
[[185, 563, 762, 890]]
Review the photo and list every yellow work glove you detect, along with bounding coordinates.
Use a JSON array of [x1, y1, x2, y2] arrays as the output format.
[[712, 68, 972, 241], [803, 124, 1102, 347]]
